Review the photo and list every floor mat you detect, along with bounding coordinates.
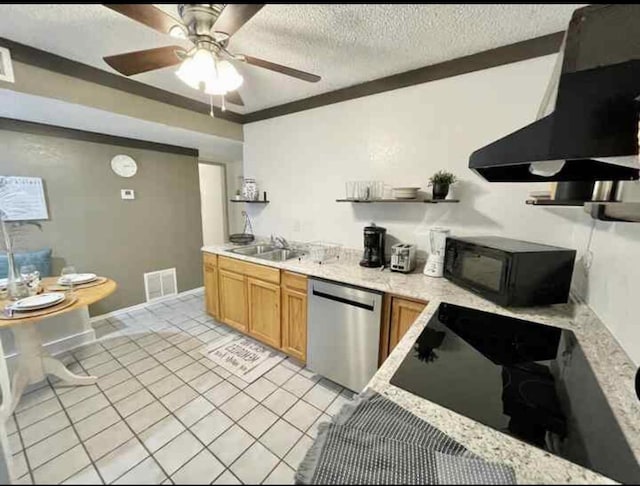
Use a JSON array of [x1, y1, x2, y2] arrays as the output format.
[[202, 334, 286, 383]]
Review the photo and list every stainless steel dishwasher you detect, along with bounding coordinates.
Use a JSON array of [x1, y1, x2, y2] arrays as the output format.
[[307, 278, 383, 392]]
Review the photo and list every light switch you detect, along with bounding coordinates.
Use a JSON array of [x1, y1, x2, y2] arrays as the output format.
[[121, 189, 135, 200]]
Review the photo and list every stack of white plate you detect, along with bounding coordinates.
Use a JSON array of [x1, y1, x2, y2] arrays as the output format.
[[392, 187, 421, 199], [11, 293, 65, 312], [57, 273, 98, 286]]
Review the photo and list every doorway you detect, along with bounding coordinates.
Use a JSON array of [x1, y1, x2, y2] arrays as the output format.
[[198, 162, 228, 245]]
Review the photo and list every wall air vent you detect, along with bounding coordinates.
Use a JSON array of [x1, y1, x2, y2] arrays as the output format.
[[144, 268, 177, 302], [0, 46, 15, 83]]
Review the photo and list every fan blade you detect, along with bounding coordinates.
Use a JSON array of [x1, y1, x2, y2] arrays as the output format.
[[104, 46, 184, 76], [213, 4, 265, 38], [225, 91, 245, 107], [241, 56, 321, 83], [104, 4, 181, 35]]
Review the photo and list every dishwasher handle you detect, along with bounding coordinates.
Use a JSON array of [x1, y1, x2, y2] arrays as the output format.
[[311, 288, 375, 311]]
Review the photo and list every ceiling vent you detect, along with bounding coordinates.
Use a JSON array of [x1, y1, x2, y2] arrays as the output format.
[[144, 268, 177, 302], [0, 46, 15, 83]]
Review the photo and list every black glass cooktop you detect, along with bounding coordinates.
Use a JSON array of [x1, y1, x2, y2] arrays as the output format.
[[390, 303, 640, 484]]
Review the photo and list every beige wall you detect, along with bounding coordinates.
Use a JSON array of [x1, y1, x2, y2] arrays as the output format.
[[0, 60, 243, 142], [0, 129, 204, 315]]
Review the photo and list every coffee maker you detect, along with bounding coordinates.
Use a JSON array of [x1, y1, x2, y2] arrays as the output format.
[[360, 223, 386, 268]]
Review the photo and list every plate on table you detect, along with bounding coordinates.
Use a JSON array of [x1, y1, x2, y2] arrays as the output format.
[[11, 293, 65, 312], [57, 273, 97, 286]]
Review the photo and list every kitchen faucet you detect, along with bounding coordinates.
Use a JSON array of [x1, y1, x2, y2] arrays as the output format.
[[270, 235, 290, 249]]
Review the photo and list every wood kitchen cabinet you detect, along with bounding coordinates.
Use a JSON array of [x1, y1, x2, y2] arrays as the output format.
[[204, 255, 309, 359], [218, 269, 248, 332], [390, 297, 428, 350], [248, 277, 282, 348], [379, 295, 428, 364], [281, 272, 308, 363], [203, 253, 219, 319]]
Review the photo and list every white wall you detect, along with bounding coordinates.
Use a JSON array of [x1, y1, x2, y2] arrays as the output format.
[[243, 53, 640, 366], [244, 55, 574, 248]]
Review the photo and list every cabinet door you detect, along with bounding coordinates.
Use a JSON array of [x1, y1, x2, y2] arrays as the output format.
[[219, 269, 248, 332], [389, 298, 427, 351], [282, 288, 307, 363], [247, 277, 281, 348], [203, 262, 219, 319]]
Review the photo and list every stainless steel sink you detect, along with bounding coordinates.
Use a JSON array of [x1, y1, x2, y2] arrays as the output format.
[[229, 245, 304, 262], [229, 244, 276, 256], [257, 249, 305, 262]]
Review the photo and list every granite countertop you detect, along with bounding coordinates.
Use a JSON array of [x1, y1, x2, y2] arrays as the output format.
[[202, 243, 639, 484]]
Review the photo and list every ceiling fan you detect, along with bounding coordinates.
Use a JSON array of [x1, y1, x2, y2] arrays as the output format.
[[102, 4, 321, 110]]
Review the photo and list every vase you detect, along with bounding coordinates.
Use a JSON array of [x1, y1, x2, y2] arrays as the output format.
[[6, 250, 28, 300], [432, 182, 450, 200]]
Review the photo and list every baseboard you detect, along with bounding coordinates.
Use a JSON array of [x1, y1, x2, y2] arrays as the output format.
[[4, 328, 96, 369], [90, 286, 205, 323]]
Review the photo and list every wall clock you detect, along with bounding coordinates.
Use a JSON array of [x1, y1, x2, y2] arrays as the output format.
[[110, 155, 138, 178]]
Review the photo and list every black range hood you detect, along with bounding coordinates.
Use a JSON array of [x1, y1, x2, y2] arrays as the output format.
[[470, 4, 640, 182]]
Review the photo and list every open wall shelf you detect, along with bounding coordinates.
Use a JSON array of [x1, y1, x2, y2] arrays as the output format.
[[526, 199, 584, 207], [584, 202, 640, 222], [230, 200, 270, 204], [526, 199, 640, 222], [336, 199, 459, 204]]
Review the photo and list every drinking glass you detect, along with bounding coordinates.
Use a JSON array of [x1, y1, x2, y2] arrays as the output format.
[[60, 265, 77, 298], [371, 181, 384, 200], [20, 265, 40, 296], [345, 181, 357, 200], [358, 181, 372, 200]]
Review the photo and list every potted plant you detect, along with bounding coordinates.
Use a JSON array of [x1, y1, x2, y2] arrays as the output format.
[[429, 170, 458, 200]]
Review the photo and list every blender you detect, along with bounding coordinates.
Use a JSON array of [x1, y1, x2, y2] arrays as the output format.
[[424, 227, 450, 277]]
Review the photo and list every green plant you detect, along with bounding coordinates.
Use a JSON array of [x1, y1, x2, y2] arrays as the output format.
[[429, 170, 458, 186]]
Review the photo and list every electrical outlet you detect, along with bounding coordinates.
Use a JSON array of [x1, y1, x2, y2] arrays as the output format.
[[121, 189, 135, 200]]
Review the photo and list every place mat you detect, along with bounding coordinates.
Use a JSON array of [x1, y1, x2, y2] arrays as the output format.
[[0, 295, 78, 321], [45, 276, 108, 292], [201, 334, 286, 383]]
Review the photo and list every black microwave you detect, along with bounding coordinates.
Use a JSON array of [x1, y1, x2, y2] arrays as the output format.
[[444, 236, 576, 307]]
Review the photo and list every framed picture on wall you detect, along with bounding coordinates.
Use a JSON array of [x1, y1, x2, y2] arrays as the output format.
[[0, 46, 15, 83], [0, 177, 49, 221]]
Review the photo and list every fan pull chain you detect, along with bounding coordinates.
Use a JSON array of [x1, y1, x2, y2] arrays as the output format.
[[209, 95, 214, 118]]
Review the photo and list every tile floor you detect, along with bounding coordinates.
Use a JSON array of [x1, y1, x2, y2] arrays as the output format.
[[7, 290, 354, 485]]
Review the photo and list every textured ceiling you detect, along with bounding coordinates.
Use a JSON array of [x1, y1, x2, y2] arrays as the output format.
[[0, 4, 583, 114]]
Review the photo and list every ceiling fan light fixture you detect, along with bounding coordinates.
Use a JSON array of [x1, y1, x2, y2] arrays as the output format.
[[176, 47, 244, 95], [176, 48, 217, 90], [205, 60, 243, 95]]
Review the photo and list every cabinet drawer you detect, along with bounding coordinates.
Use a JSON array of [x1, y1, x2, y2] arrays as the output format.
[[219, 256, 280, 284], [203, 252, 218, 269], [282, 271, 307, 293]]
